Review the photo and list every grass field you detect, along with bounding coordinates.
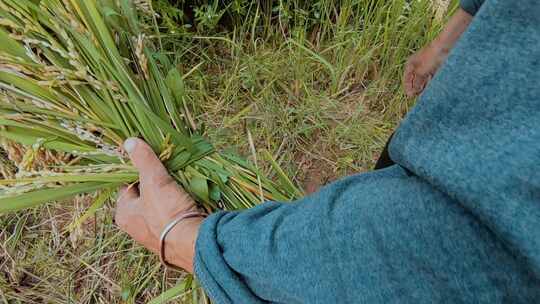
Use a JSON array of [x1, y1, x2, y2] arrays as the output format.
[[0, 0, 454, 302]]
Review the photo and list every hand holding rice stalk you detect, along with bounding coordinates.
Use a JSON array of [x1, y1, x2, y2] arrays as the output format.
[[0, 0, 301, 301]]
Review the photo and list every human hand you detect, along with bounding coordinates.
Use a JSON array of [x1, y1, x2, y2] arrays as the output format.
[[403, 43, 449, 97], [403, 8, 474, 97], [114, 138, 203, 272]]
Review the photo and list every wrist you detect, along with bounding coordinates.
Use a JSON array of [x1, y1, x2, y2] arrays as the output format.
[[431, 8, 473, 56], [164, 216, 204, 272], [430, 38, 451, 56]]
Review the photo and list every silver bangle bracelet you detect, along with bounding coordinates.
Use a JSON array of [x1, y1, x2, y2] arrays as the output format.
[[159, 211, 207, 269]]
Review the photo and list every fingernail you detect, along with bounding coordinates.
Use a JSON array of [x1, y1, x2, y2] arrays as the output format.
[[123, 138, 137, 154]]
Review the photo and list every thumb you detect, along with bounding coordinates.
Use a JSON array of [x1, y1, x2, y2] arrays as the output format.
[[123, 138, 169, 183]]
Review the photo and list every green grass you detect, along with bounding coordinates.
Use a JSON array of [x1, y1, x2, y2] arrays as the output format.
[[0, 0, 455, 303], [184, 0, 450, 184]]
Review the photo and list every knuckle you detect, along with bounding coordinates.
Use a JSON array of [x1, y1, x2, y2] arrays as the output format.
[[151, 173, 176, 188]]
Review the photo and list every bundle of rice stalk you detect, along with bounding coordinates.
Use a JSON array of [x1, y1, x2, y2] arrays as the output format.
[[0, 0, 302, 210], [0, 0, 302, 301]]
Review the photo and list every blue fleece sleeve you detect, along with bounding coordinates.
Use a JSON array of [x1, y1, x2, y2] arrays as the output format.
[[194, 167, 537, 304], [460, 0, 485, 15]]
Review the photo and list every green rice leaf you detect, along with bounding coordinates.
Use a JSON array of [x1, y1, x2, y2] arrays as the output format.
[[165, 68, 185, 103], [0, 182, 117, 213], [263, 150, 304, 199], [0, 28, 29, 59], [147, 281, 188, 304], [189, 174, 210, 203]]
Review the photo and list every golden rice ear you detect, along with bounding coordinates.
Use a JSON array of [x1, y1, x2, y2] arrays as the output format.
[[0, 146, 16, 179], [133, 0, 153, 16], [1, 139, 21, 164], [432, 0, 451, 21], [0, 139, 72, 172]]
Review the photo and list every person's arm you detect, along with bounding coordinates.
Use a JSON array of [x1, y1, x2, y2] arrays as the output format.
[[193, 165, 533, 304], [403, 1, 485, 97], [114, 138, 525, 304]]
